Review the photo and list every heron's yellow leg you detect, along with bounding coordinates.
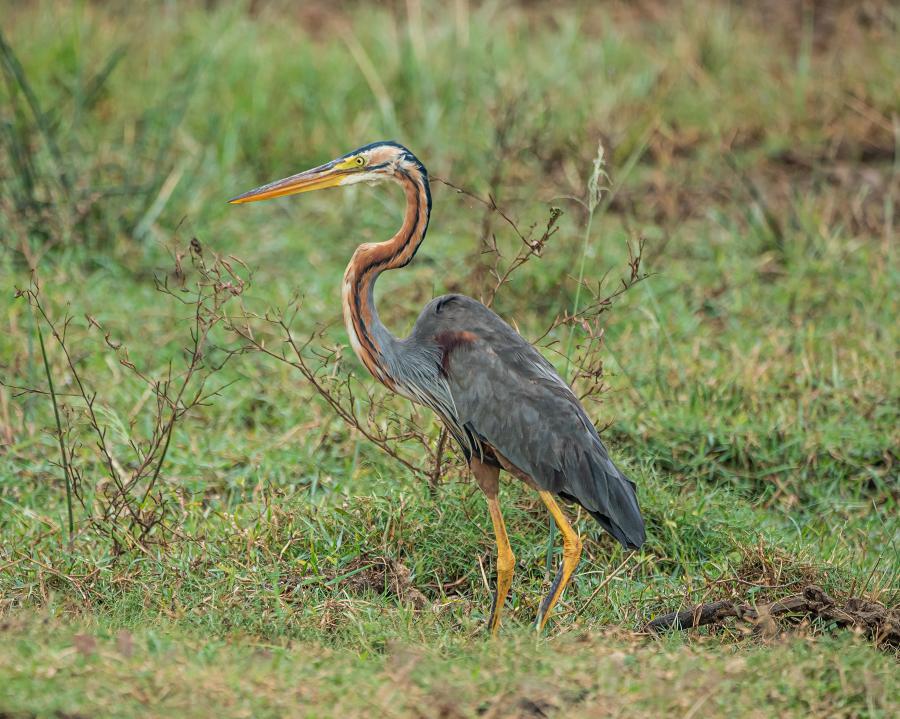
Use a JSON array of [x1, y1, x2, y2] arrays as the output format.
[[535, 491, 583, 632], [485, 495, 515, 636], [472, 459, 515, 636]]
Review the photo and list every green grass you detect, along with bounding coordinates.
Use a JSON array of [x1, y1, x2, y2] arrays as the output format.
[[1, 1, 898, 717], [2, 616, 897, 718]]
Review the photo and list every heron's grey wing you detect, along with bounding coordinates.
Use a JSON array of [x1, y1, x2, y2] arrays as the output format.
[[414, 295, 645, 549]]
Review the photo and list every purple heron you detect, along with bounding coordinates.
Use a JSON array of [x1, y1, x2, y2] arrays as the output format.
[[230, 142, 645, 634]]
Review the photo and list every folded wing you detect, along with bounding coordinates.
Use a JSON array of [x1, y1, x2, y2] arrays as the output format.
[[412, 294, 645, 549]]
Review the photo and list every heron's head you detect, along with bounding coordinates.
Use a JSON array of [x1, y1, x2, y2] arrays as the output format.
[[228, 141, 425, 205]]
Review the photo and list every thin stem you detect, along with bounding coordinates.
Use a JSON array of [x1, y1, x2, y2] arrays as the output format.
[[562, 211, 596, 378], [563, 144, 608, 380], [36, 317, 74, 547]]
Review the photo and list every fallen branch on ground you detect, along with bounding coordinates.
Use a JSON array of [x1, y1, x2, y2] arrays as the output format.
[[643, 585, 900, 647]]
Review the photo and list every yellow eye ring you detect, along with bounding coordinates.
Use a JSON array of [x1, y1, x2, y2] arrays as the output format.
[[354, 156, 365, 166]]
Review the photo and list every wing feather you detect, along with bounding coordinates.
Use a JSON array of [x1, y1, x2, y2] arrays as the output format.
[[411, 295, 645, 549]]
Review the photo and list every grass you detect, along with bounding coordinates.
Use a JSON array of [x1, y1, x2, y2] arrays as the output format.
[[1, 1, 898, 717], [2, 616, 897, 718]]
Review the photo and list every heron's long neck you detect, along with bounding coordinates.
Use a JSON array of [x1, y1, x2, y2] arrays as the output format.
[[341, 167, 431, 388]]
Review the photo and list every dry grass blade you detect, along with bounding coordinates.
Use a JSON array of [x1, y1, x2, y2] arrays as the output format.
[[575, 553, 641, 620]]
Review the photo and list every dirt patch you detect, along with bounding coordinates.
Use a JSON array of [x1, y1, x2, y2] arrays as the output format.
[[339, 554, 428, 608], [294, 553, 429, 609]]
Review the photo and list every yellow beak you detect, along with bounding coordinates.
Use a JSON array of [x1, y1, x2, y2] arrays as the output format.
[[228, 160, 346, 204]]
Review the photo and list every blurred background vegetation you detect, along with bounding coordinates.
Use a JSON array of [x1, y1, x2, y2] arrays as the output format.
[[0, 1, 897, 717]]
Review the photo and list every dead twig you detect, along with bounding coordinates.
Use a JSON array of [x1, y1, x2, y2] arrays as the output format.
[[644, 585, 900, 647]]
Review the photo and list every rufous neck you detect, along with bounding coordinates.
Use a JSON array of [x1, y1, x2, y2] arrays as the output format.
[[341, 166, 431, 387]]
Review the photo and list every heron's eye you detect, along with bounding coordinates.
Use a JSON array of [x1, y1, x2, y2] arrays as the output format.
[[354, 156, 366, 167]]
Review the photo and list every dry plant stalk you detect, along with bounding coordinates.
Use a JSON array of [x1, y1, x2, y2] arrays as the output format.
[[10, 240, 248, 546], [223, 307, 436, 481]]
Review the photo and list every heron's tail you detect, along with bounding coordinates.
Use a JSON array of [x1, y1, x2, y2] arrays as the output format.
[[561, 452, 646, 550], [586, 499, 645, 550]]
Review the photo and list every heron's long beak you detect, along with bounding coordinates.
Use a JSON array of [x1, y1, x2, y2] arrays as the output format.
[[228, 160, 345, 204]]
